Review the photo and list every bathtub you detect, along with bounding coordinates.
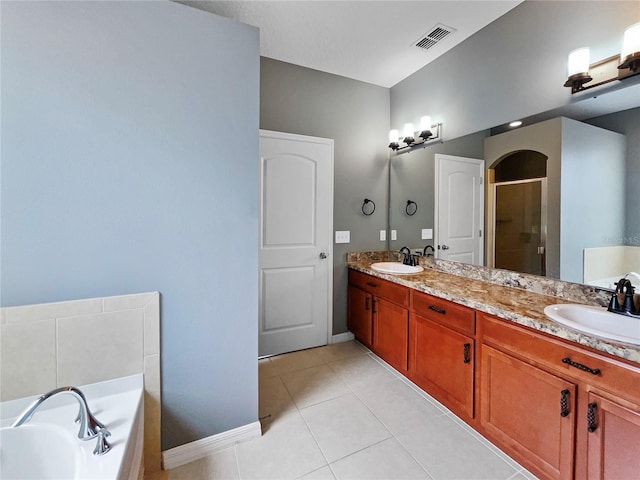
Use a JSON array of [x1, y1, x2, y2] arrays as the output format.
[[0, 374, 144, 480]]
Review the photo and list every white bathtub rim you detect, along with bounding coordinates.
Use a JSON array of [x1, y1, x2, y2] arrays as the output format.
[[1, 373, 144, 423], [0, 374, 144, 480]]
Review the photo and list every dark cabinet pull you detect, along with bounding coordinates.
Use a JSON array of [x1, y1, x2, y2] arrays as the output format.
[[428, 305, 446, 315], [560, 389, 570, 417], [365, 297, 370, 311], [463, 343, 471, 364], [372, 299, 377, 314], [562, 357, 601, 375], [587, 402, 598, 432], [366, 281, 378, 288]]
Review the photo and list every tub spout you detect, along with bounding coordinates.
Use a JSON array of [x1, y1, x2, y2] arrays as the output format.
[[10, 386, 106, 441]]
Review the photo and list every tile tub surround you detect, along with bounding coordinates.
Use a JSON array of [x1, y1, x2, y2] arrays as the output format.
[[347, 256, 640, 365], [0, 292, 162, 475]]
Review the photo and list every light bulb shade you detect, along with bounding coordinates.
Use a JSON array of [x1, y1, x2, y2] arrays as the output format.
[[567, 48, 590, 76], [419, 116, 432, 131], [621, 22, 640, 60], [403, 123, 415, 138], [620, 22, 640, 71], [389, 129, 399, 143]]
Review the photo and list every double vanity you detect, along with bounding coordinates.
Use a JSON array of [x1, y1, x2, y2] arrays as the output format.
[[347, 253, 640, 480]]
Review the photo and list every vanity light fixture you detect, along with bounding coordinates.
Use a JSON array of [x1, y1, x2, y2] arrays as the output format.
[[563, 22, 640, 94], [389, 117, 443, 153]]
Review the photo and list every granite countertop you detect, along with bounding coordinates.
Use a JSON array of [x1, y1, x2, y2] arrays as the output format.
[[348, 260, 640, 365]]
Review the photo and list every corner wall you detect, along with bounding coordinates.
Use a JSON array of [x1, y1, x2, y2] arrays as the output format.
[[484, 119, 563, 279], [560, 118, 626, 282], [585, 107, 640, 245]]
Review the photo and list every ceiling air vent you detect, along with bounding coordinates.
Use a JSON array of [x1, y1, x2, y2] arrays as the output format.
[[414, 24, 456, 51]]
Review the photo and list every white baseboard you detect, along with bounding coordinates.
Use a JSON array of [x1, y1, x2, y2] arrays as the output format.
[[162, 421, 261, 470], [330, 332, 355, 344]]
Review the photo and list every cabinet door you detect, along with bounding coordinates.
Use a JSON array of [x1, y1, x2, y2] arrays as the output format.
[[481, 345, 576, 480], [586, 393, 640, 480], [410, 314, 475, 418], [372, 297, 409, 372], [347, 286, 372, 348]]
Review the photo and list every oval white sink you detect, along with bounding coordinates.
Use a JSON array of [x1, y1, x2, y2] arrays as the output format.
[[0, 424, 80, 479], [544, 304, 640, 345], [371, 262, 424, 275]]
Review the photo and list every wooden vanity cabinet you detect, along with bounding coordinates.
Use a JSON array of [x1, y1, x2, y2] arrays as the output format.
[[481, 344, 576, 480], [347, 285, 373, 348], [347, 267, 640, 480], [479, 312, 640, 480], [347, 270, 409, 372], [409, 290, 476, 420], [585, 392, 640, 480]]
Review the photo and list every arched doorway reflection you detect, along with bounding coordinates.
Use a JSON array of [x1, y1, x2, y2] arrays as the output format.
[[491, 150, 548, 276]]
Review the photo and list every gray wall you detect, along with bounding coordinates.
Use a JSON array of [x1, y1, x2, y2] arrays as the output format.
[[260, 58, 389, 335], [1, 1, 259, 450], [391, 1, 639, 142], [585, 107, 640, 245]]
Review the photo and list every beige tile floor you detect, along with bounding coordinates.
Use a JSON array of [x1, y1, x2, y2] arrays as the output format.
[[168, 341, 538, 480]]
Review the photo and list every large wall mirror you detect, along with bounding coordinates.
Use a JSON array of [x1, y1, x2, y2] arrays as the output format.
[[388, 92, 640, 289]]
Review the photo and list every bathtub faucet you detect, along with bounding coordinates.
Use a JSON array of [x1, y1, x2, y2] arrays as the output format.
[[10, 386, 107, 441]]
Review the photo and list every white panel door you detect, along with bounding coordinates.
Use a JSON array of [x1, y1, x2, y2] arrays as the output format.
[[435, 154, 484, 265], [259, 130, 333, 357]]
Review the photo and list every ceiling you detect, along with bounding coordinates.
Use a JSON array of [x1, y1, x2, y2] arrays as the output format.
[[180, 0, 523, 88]]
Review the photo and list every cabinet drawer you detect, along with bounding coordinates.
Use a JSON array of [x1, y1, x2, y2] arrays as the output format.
[[411, 290, 475, 336], [348, 270, 409, 307], [480, 313, 640, 404]]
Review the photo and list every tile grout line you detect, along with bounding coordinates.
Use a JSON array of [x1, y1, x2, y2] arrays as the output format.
[[445, 409, 527, 474], [259, 342, 521, 480], [359, 349, 524, 479], [366, 350, 528, 478], [338, 357, 440, 479], [54, 317, 59, 387], [264, 344, 382, 478], [291, 373, 334, 478], [296, 344, 440, 477], [348, 380, 440, 479], [233, 441, 243, 480]]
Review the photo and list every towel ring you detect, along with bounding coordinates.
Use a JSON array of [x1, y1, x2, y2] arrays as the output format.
[[362, 198, 376, 216], [406, 200, 418, 216]]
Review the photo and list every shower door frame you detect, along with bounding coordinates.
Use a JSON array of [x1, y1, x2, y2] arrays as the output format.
[[488, 177, 548, 276]]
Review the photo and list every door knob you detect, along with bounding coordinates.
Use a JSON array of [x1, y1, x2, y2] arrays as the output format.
[[319, 252, 328, 259], [441, 244, 450, 250]]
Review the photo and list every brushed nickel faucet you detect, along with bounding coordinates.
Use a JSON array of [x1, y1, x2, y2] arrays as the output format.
[[10, 386, 111, 455]]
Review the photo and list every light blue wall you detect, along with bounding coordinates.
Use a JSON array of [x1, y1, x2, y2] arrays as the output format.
[[1, 1, 259, 449], [585, 107, 640, 245], [560, 119, 626, 282]]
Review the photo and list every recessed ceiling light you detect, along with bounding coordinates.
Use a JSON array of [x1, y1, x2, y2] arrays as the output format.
[[509, 121, 523, 128]]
